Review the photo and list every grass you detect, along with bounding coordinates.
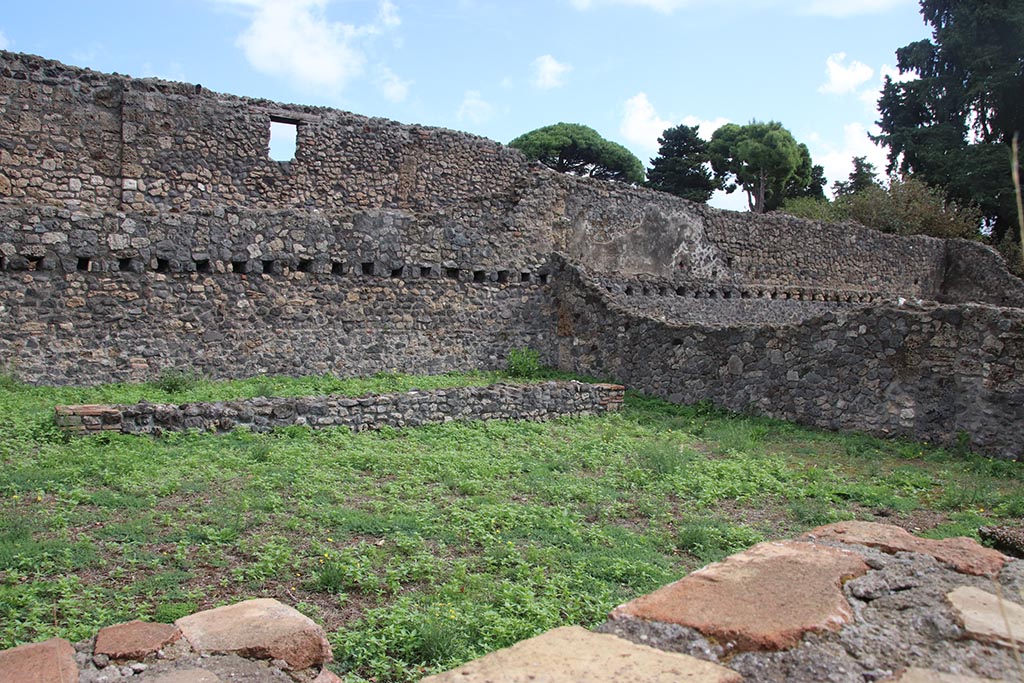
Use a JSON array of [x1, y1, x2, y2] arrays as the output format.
[[1, 374, 1023, 682]]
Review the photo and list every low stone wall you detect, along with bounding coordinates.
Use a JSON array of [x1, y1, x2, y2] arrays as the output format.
[[54, 381, 625, 435]]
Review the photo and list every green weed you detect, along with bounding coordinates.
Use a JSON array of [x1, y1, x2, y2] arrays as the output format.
[[0, 372, 1021, 680]]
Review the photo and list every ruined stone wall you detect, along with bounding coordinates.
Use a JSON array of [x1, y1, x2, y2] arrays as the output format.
[[54, 381, 625, 435], [0, 51, 532, 216], [0, 263, 556, 385], [0, 50, 1022, 458], [555, 258, 1024, 459], [3, 50, 1019, 306]]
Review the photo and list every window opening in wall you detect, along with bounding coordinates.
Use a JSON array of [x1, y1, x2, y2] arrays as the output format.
[[520, 272, 531, 283], [76, 257, 91, 272], [497, 270, 509, 284], [262, 260, 277, 275], [642, 286, 650, 296], [268, 117, 299, 162], [331, 262, 345, 276], [195, 259, 211, 274], [723, 290, 732, 299], [473, 270, 486, 283], [625, 286, 634, 295], [658, 286, 667, 296], [0, 256, 6, 271], [118, 257, 134, 271], [445, 267, 460, 280], [361, 262, 375, 276], [676, 286, 686, 296], [539, 273, 549, 285], [230, 260, 249, 274], [391, 266, 404, 278], [420, 266, 432, 278], [27, 256, 42, 271], [298, 258, 313, 273], [155, 258, 170, 273]]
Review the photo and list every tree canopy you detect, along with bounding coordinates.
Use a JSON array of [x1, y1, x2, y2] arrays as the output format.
[[708, 121, 816, 213], [873, 0, 1024, 245], [833, 156, 881, 198], [644, 124, 720, 203], [508, 123, 644, 184]]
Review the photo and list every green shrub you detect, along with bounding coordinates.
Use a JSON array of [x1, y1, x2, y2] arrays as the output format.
[[505, 348, 542, 379], [152, 367, 201, 394]]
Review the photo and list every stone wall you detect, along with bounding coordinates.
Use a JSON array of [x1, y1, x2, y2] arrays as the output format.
[[53, 381, 625, 435], [0, 263, 557, 385], [4, 50, 1020, 304], [554, 257, 1024, 459], [1, 50, 1022, 455]]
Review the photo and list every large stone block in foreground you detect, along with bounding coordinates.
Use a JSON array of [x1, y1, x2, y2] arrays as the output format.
[[420, 626, 741, 682], [0, 637, 77, 683], [803, 520, 1008, 577], [612, 540, 869, 652], [176, 598, 332, 670]]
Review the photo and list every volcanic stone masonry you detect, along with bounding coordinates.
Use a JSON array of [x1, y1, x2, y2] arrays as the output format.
[[0, 50, 1021, 457]]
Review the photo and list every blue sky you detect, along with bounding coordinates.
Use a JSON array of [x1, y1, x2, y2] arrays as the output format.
[[0, 0, 928, 210]]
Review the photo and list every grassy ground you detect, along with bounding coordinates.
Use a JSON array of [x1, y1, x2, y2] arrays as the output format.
[[1, 371, 1022, 682]]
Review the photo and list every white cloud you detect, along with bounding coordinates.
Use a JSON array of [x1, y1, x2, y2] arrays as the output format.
[[620, 93, 673, 151], [531, 55, 572, 89], [810, 122, 890, 197], [213, 0, 403, 94], [0, 30, 9, 51], [378, 0, 400, 28], [457, 90, 494, 125], [375, 65, 410, 102], [819, 53, 874, 95], [619, 92, 727, 153]]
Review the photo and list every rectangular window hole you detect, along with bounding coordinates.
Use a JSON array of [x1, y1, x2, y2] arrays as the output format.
[[195, 259, 211, 274], [642, 287, 650, 296], [155, 258, 170, 273], [520, 272, 531, 283], [0, 256, 6, 271], [297, 258, 313, 273], [268, 117, 299, 162], [27, 256, 42, 271], [539, 273, 549, 285], [76, 257, 91, 272], [625, 286, 635, 296], [361, 262, 375, 276], [331, 262, 345, 276], [658, 286, 667, 296], [262, 260, 278, 275], [391, 266, 404, 278], [675, 286, 686, 296], [497, 270, 509, 283], [419, 266, 432, 278], [230, 260, 249, 274], [445, 267, 460, 280], [723, 290, 732, 299], [473, 270, 486, 283]]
